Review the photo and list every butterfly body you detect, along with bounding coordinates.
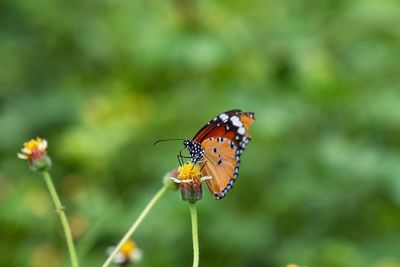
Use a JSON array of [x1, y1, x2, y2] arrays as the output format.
[[182, 109, 255, 200], [183, 140, 204, 163]]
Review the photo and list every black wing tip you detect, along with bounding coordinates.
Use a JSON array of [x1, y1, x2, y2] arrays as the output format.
[[246, 112, 255, 120]]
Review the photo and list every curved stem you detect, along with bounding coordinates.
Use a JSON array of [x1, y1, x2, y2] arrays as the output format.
[[102, 185, 169, 267], [42, 171, 79, 267], [189, 202, 199, 267]]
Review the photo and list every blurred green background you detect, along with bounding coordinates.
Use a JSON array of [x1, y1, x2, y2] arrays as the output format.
[[1, 0, 400, 266]]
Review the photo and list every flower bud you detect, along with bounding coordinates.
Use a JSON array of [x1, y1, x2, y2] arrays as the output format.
[[18, 138, 52, 171], [168, 163, 211, 203], [179, 176, 203, 203], [29, 153, 52, 172]]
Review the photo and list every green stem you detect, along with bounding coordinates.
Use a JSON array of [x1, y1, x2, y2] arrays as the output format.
[[42, 171, 79, 267], [189, 202, 199, 267], [102, 185, 169, 267]]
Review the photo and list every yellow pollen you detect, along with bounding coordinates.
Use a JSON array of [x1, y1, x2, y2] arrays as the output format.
[[23, 138, 46, 153], [286, 264, 299, 267], [178, 163, 201, 180], [119, 240, 136, 256]]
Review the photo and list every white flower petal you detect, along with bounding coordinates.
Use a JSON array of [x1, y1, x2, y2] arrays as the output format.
[[39, 139, 48, 151], [200, 176, 212, 182], [168, 177, 182, 183], [22, 148, 32, 154], [17, 153, 28, 159], [106, 246, 116, 255], [130, 248, 143, 263], [113, 252, 126, 264]]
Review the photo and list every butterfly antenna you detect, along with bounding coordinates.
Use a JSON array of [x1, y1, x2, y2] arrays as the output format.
[[153, 138, 186, 146]]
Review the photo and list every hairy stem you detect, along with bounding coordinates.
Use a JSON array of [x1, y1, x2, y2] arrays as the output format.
[[42, 171, 79, 267]]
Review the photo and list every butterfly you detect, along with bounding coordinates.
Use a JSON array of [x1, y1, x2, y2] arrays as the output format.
[[181, 109, 255, 199]]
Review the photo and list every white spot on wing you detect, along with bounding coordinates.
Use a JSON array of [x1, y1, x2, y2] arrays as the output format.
[[237, 127, 245, 135], [230, 116, 243, 127], [219, 113, 229, 122], [230, 116, 239, 122]]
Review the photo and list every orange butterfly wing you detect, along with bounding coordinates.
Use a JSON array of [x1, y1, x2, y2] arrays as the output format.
[[199, 137, 240, 199], [192, 109, 255, 150]]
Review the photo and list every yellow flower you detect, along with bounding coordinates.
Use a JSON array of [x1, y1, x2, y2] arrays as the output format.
[[107, 240, 143, 266], [18, 137, 51, 171], [18, 137, 48, 160], [169, 162, 211, 203], [178, 162, 201, 181], [169, 162, 211, 184], [286, 264, 300, 267]]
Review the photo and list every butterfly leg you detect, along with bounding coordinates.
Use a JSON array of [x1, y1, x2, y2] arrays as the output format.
[[177, 148, 192, 166], [176, 148, 186, 166], [199, 160, 207, 172], [177, 154, 183, 166], [177, 154, 191, 166]]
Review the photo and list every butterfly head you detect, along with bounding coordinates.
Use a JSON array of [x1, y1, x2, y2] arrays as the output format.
[[183, 140, 205, 163]]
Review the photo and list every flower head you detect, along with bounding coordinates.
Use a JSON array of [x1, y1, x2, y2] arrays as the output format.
[[178, 162, 201, 181], [18, 137, 51, 171], [169, 162, 211, 203], [286, 264, 300, 267], [107, 240, 143, 266]]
